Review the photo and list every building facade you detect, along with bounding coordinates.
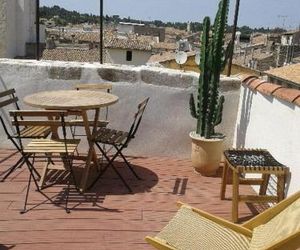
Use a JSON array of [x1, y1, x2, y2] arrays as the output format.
[[0, 0, 35, 58]]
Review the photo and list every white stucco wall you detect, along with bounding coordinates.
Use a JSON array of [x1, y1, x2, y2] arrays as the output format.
[[234, 84, 300, 195], [0, 0, 35, 58], [107, 48, 152, 66]]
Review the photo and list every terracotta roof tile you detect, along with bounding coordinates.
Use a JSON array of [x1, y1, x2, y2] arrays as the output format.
[[47, 30, 152, 51], [106, 36, 152, 51], [152, 42, 177, 50], [243, 77, 258, 87], [248, 79, 267, 90], [272, 88, 300, 103], [293, 96, 300, 106], [240, 74, 258, 83], [42, 48, 111, 63], [256, 82, 283, 96], [242, 75, 300, 107]]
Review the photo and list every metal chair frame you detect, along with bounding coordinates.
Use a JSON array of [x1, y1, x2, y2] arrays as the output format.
[[89, 97, 149, 192], [0, 89, 44, 181], [10, 110, 80, 213]]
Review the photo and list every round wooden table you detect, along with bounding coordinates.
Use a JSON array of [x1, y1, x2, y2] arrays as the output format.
[[24, 90, 119, 191], [24, 90, 118, 110]]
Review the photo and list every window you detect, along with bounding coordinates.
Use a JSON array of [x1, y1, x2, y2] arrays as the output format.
[[126, 50, 133, 61]]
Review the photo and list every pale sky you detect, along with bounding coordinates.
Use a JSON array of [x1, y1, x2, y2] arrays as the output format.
[[41, 0, 300, 29]]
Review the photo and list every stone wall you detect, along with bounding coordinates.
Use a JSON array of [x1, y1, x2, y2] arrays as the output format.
[[0, 59, 241, 158], [0, 0, 35, 58], [0, 1, 8, 57]]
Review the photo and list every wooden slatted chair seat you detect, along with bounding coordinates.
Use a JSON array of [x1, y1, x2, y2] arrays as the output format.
[[16, 126, 51, 138], [93, 127, 129, 146], [67, 119, 108, 127], [24, 139, 80, 154]]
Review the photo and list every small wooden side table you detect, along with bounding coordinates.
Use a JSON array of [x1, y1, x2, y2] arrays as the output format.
[[220, 148, 290, 223]]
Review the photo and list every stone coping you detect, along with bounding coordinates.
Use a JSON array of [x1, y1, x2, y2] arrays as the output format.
[[240, 74, 300, 106], [0, 59, 241, 90]]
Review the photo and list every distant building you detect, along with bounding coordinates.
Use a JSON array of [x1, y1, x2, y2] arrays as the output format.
[[117, 22, 165, 42], [152, 42, 177, 54], [281, 30, 300, 45], [134, 25, 165, 42], [106, 36, 153, 66], [0, 0, 36, 58], [265, 63, 300, 89], [117, 22, 145, 34], [177, 39, 191, 52]]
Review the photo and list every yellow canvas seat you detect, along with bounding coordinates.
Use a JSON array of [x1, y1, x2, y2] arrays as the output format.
[[155, 206, 250, 250], [146, 191, 300, 250]]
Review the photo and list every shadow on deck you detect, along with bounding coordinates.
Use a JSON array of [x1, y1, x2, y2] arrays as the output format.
[[0, 149, 262, 250]]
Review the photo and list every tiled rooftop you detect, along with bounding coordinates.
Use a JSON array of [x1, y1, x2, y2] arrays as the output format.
[[265, 63, 300, 85], [42, 48, 111, 63], [47, 30, 153, 51], [0, 148, 258, 250], [105, 36, 152, 51]]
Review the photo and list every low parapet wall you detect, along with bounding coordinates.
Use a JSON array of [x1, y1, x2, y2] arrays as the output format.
[[0, 59, 241, 157]]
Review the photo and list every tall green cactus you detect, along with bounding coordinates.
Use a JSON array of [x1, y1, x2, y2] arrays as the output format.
[[190, 0, 231, 139]]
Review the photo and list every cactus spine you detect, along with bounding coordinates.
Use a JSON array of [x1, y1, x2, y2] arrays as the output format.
[[190, 0, 230, 139]]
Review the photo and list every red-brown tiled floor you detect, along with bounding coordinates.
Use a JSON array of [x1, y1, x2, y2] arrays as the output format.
[[0, 149, 259, 250]]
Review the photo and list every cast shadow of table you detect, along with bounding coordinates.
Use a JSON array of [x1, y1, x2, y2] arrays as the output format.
[[40, 160, 159, 212]]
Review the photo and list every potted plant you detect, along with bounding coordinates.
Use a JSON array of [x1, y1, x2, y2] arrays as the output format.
[[189, 0, 231, 176]]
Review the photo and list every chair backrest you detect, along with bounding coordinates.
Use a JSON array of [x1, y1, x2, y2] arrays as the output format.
[[9, 110, 69, 151], [0, 89, 20, 110], [75, 83, 112, 93], [249, 195, 300, 249], [75, 83, 113, 120], [126, 97, 149, 144], [0, 89, 21, 139], [243, 191, 300, 249]]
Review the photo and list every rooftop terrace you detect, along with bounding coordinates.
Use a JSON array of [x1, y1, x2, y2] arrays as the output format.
[[0, 59, 300, 249], [0, 148, 256, 250]]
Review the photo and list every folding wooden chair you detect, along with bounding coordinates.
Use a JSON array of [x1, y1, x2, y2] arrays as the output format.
[[146, 191, 300, 250], [0, 89, 51, 181], [69, 83, 113, 138], [10, 110, 80, 213], [89, 97, 150, 192]]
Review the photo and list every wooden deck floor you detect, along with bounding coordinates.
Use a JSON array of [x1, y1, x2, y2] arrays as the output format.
[[0, 149, 260, 250]]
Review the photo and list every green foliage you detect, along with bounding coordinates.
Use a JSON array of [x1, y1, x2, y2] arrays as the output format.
[[40, 6, 101, 25], [189, 0, 230, 139], [39, 6, 202, 31], [40, 5, 285, 34]]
